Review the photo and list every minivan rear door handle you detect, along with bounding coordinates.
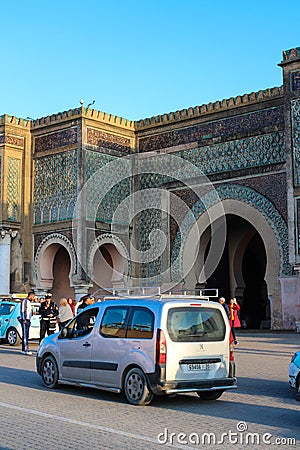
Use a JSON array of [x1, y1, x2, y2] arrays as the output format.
[[132, 341, 140, 349], [83, 342, 91, 347]]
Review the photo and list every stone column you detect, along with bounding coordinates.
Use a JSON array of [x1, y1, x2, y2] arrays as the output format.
[[0, 229, 17, 295], [73, 284, 91, 302], [33, 288, 51, 298]]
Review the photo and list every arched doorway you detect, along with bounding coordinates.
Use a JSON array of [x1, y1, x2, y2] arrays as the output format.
[[180, 193, 283, 329], [34, 233, 76, 302], [90, 243, 126, 295], [204, 215, 268, 329], [52, 246, 74, 301]]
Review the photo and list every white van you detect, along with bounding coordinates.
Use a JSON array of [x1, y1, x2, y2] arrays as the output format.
[[36, 290, 236, 405]]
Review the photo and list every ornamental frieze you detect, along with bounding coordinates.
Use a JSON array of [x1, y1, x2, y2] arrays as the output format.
[[0, 134, 24, 147], [139, 107, 284, 152], [35, 127, 77, 152], [87, 128, 131, 153]]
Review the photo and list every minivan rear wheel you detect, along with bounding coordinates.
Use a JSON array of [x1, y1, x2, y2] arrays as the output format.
[[197, 390, 224, 400], [124, 367, 154, 406]]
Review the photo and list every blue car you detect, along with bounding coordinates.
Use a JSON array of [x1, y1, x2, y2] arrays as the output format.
[[289, 351, 300, 401], [0, 299, 41, 345]]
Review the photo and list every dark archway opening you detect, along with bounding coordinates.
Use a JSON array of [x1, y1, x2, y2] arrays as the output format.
[[52, 246, 73, 303], [204, 237, 230, 301], [242, 233, 268, 329]]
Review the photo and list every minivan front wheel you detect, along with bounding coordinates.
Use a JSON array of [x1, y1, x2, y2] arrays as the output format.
[[41, 355, 59, 388], [197, 390, 224, 400], [124, 367, 154, 406]]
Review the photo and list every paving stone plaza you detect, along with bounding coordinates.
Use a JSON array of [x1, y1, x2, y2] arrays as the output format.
[[0, 332, 299, 449]]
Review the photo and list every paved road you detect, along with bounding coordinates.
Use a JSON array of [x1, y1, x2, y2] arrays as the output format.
[[0, 333, 299, 449]]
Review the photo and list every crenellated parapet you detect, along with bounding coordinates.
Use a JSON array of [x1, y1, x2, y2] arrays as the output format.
[[135, 86, 283, 129], [282, 47, 300, 62], [31, 106, 135, 130], [0, 114, 32, 128], [2, 85, 283, 133]]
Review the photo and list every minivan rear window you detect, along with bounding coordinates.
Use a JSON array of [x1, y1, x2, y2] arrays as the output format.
[[100, 306, 154, 339], [167, 307, 226, 342]]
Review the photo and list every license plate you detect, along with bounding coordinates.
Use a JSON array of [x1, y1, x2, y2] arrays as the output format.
[[187, 363, 211, 371]]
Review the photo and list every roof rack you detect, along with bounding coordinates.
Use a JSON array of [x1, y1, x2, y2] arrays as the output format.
[[95, 286, 218, 301]]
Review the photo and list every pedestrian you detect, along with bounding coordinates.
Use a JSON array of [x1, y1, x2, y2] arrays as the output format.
[[58, 298, 74, 329], [39, 293, 58, 342], [76, 295, 94, 312], [19, 291, 35, 355], [67, 297, 76, 316], [229, 297, 241, 345], [219, 297, 230, 320]]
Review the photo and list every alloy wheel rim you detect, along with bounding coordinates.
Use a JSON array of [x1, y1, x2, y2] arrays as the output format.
[[43, 361, 55, 384], [127, 373, 143, 400]]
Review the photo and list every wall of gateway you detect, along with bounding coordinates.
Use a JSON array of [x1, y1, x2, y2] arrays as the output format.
[[1, 46, 300, 329]]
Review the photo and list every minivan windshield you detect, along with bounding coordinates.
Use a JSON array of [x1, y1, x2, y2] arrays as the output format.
[[167, 307, 226, 342]]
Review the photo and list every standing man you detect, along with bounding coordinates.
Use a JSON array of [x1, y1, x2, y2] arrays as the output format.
[[39, 293, 58, 342], [20, 291, 35, 355], [219, 297, 230, 320]]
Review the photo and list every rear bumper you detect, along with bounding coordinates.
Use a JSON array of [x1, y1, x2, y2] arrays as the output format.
[[147, 365, 237, 395]]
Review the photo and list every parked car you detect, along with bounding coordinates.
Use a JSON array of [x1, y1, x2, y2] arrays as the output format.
[[0, 299, 41, 345], [36, 292, 236, 406], [289, 350, 300, 400]]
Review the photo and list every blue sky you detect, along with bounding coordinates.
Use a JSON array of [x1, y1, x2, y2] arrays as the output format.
[[1, 0, 300, 121]]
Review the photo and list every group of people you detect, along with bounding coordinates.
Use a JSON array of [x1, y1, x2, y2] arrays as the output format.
[[19, 292, 96, 355], [19, 291, 241, 354], [219, 296, 241, 345]]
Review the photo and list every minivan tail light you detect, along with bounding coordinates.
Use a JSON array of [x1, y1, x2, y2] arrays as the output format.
[[229, 330, 234, 361], [156, 328, 167, 364]]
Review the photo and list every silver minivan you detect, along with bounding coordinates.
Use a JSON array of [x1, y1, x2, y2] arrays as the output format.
[[36, 293, 236, 405]]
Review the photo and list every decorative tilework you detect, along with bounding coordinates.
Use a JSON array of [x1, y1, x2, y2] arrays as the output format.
[[7, 157, 21, 221], [33, 150, 78, 223], [87, 128, 131, 153], [35, 127, 77, 152], [292, 99, 300, 186], [291, 71, 300, 92], [139, 107, 284, 152], [295, 198, 300, 255], [85, 150, 131, 223], [178, 132, 285, 175]]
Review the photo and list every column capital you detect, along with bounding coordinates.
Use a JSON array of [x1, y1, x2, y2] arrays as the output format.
[[0, 228, 18, 241]]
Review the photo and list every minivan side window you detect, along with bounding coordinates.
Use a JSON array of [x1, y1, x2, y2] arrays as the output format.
[[127, 308, 154, 339], [167, 307, 226, 342], [100, 307, 128, 338]]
